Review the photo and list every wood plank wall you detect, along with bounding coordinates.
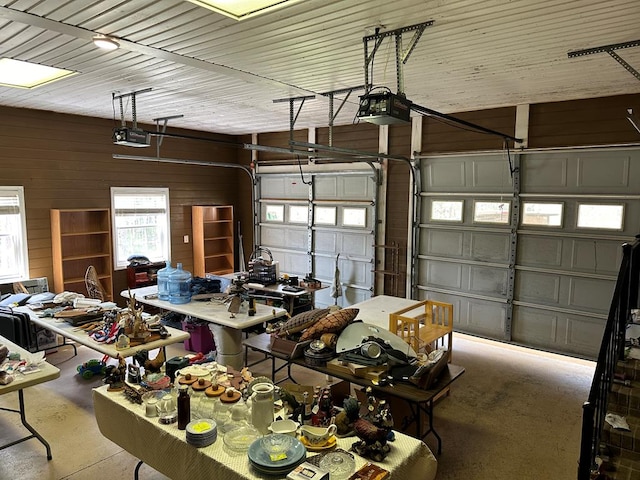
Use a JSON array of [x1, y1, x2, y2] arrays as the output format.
[[316, 123, 379, 149], [256, 129, 308, 162], [529, 94, 640, 148], [0, 106, 243, 304], [387, 124, 413, 297], [420, 107, 516, 153], [236, 134, 255, 267]]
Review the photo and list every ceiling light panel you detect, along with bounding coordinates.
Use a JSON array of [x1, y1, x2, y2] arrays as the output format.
[[0, 58, 77, 89], [186, 0, 305, 20]]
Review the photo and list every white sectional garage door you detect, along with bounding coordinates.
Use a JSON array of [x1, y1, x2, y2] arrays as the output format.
[[416, 148, 640, 358], [256, 168, 377, 308]]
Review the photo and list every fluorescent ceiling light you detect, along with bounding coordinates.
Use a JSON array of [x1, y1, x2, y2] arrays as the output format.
[[93, 35, 120, 50], [186, 0, 304, 20], [0, 58, 76, 89]]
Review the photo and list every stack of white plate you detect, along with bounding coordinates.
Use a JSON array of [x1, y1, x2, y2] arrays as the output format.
[[247, 434, 307, 476], [186, 419, 217, 447]]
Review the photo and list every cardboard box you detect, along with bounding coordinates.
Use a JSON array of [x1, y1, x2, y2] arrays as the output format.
[[287, 462, 329, 480], [348, 463, 390, 480]]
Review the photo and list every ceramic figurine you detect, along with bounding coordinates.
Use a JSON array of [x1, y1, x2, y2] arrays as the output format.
[[350, 388, 393, 461], [335, 396, 360, 436], [104, 358, 127, 392]]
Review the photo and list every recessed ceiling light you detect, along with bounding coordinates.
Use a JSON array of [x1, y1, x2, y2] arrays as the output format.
[[186, 0, 305, 21], [0, 58, 77, 89], [93, 35, 120, 50]]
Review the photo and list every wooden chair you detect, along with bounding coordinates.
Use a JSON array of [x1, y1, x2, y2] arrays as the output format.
[[389, 300, 454, 362], [85, 265, 107, 302]]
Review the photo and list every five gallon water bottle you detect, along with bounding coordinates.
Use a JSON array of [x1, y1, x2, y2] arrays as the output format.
[[156, 261, 175, 301], [168, 262, 192, 304]]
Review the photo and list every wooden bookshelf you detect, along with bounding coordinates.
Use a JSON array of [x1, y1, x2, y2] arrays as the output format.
[[50, 208, 113, 301], [192, 205, 234, 277]]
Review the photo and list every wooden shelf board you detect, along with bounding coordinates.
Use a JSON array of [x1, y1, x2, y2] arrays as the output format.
[[60, 230, 110, 236], [61, 253, 111, 261], [64, 274, 112, 284]]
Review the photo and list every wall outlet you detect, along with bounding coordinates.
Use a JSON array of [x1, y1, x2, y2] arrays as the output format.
[[183, 235, 189, 243]]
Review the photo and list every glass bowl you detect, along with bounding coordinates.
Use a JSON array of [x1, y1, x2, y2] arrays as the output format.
[[319, 451, 356, 480], [223, 425, 261, 454], [260, 433, 293, 456]]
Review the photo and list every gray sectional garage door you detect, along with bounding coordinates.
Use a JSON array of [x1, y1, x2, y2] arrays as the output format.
[[416, 148, 640, 358], [256, 167, 378, 308]]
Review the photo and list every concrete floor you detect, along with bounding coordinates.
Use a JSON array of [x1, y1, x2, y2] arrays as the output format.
[[0, 333, 595, 480]]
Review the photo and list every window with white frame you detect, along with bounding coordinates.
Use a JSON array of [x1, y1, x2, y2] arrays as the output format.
[[473, 200, 511, 224], [431, 200, 464, 222], [111, 187, 170, 269], [521, 202, 564, 227], [315, 206, 336, 225], [343, 207, 367, 227], [289, 205, 308, 224], [265, 205, 284, 222], [577, 203, 624, 230], [0, 186, 29, 281]]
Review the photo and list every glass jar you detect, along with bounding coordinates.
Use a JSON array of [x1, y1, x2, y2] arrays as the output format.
[[221, 399, 250, 434]]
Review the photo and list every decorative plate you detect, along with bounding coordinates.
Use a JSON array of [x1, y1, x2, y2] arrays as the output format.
[[299, 435, 337, 451], [177, 365, 211, 377]]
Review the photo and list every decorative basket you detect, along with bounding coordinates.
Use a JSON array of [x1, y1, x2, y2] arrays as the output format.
[[248, 247, 277, 285]]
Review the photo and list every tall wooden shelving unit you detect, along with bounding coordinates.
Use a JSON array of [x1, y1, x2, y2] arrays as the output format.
[[50, 208, 113, 301], [192, 205, 234, 277]]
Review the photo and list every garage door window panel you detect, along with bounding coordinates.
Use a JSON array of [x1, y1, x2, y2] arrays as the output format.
[[265, 205, 284, 222], [342, 207, 367, 228], [576, 203, 624, 230], [289, 205, 308, 224], [473, 201, 511, 224], [521, 202, 564, 227], [431, 200, 464, 222]]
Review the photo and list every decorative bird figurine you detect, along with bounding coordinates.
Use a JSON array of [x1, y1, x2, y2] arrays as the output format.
[[335, 396, 360, 435], [145, 348, 165, 373], [134, 349, 165, 374]]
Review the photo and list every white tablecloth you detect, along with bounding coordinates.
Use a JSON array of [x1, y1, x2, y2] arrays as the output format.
[[93, 385, 437, 480]]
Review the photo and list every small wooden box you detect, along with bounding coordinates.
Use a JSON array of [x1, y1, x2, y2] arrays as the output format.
[[270, 336, 311, 359], [325, 358, 387, 381]]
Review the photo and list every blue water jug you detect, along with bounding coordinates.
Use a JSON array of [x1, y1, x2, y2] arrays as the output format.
[[157, 261, 175, 301], [169, 263, 192, 304]]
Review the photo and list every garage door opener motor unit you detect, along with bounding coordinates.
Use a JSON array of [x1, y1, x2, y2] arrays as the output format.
[[357, 91, 412, 125], [112, 88, 152, 147], [112, 127, 150, 147]]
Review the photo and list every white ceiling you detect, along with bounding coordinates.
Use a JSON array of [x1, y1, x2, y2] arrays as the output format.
[[1, 0, 639, 136]]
